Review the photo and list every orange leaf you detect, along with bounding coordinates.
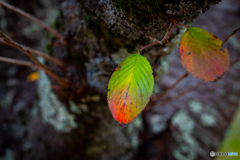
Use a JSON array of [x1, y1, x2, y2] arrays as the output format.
[[27, 71, 39, 82], [179, 27, 229, 81]]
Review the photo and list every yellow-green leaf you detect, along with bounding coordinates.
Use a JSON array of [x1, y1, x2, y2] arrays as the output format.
[[107, 52, 154, 124], [179, 27, 230, 81]]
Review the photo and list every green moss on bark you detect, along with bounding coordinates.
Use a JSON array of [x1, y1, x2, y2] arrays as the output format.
[[86, 17, 138, 53], [113, 0, 167, 27], [112, 0, 221, 29]]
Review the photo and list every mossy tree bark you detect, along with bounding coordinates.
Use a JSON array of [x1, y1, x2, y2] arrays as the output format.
[[46, 0, 222, 159]]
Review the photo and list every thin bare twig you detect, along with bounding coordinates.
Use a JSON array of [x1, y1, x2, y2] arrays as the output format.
[[0, 31, 68, 87], [145, 25, 239, 111], [145, 34, 157, 41], [0, 56, 68, 88], [0, 30, 42, 66], [37, 65, 68, 88], [140, 42, 159, 52], [146, 56, 240, 110], [145, 82, 204, 111], [145, 59, 240, 111], [222, 27, 240, 45], [0, 56, 40, 69], [0, 37, 64, 66], [158, 24, 175, 44], [0, 1, 64, 41], [157, 82, 204, 107], [230, 58, 240, 67], [140, 24, 188, 52], [151, 72, 189, 102]]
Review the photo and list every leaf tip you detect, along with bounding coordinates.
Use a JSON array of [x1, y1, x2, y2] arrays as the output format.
[[119, 123, 127, 128]]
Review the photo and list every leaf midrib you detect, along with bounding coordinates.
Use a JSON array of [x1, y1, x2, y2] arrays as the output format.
[[127, 53, 140, 93]]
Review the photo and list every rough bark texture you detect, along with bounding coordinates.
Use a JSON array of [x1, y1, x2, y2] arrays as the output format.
[[143, 1, 240, 159], [2, 0, 240, 160], [48, 0, 222, 159], [54, 0, 221, 97]]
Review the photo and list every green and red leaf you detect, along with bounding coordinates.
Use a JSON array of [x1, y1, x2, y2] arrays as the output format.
[[107, 52, 154, 125], [179, 27, 230, 81]]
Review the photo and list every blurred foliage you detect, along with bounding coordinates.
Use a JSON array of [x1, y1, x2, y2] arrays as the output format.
[[216, 102, 240, 160]]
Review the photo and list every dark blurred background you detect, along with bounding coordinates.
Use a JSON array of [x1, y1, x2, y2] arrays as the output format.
[[0, 0, 240, 160]]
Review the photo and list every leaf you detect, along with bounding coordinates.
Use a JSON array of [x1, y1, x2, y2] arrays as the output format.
[[27, 71, 39, 82], [216, 103, 240, 160], [107, 52, 154, 124], [179, 27, 229, 82]]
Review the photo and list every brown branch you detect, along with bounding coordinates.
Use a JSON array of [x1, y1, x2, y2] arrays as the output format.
[[146, 46, 240, 111], [145, 82, 204, 111], [0, 30, 42, 66], [145, 56, 240, 111], [140, 42, 159, 52], [140, 25, 173, 52], [0, 31, 68, 87], [0, 56, 40, 69], [222, 26, 240, 45], [144, 25, 239, 111], [140, 24, 187, 52], [158, 24, 175, 45], [151, 72, 189, 102], [0, 1, 64, 41], [0, 56, 68, 88], [145, 34, 157, 41], [39, 65, 68, 88], [146, 55, 240, 110], [230, 58, 240, 67], [0, 37, 64, 66]]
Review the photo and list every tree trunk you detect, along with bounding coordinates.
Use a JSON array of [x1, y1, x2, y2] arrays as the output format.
[[46, 0, 222, 159]]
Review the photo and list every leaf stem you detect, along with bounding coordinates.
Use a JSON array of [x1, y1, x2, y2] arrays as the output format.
[[140, 24, 188, 52], [171, 24, 188, 28], [0, 1, 65, 41], [140, 42, 159, 52]]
